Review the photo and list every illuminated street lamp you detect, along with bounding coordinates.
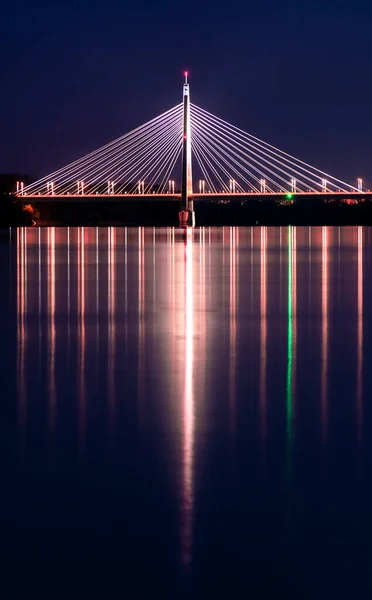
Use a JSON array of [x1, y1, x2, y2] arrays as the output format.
[[16, 181, 24, 196], [77, 180, 85, 195]]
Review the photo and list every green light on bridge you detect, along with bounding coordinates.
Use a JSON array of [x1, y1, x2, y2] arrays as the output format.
[[286, 193, 293, 200]]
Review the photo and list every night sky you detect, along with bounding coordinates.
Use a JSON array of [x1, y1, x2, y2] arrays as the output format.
[[2, 0, 372, 185]]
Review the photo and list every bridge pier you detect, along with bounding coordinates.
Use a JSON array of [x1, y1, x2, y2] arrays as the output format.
[[179, 72, 195, 227]]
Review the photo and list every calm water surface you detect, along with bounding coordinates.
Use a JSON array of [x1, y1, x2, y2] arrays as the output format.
[[1, 226, 372, 598]]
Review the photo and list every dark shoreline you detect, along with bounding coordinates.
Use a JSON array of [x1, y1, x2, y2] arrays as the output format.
[[5, 198, 372, 227]]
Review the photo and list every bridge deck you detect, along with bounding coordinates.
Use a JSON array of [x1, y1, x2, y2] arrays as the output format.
[[17, 191, 372, 202]]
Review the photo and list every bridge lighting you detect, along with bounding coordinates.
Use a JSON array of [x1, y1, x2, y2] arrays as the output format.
[[108, 180, 114, 194], [358, 178, 363, 192], [229, 179, 236, 193], [77, 180, 84, 195], [199, 179, 205, 194], [169, 180, 175, 194], [17, 181, 25, 196], [47, 181, 55, 195], [321, 178, 327, 193], [286, 193, 293, 200], [184, 71, 188, 83], [291, 178, 296, 193], [260, 179, 266, 193]]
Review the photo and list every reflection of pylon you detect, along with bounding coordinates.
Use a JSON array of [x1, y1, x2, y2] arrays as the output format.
[[179, 72, 195, 227]]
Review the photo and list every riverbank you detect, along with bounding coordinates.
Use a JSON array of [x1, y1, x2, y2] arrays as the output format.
[[10, 197, 372, 227], [1, 196, 35, 226]]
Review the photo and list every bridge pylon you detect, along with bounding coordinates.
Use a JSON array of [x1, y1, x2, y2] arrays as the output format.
[[179, 72, 195, 227]]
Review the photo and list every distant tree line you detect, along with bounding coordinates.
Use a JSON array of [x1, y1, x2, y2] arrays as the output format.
[[0, 174, 37, 225]]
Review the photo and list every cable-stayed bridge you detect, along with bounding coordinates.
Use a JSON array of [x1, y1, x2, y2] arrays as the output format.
[[16, 74, 369, 226]]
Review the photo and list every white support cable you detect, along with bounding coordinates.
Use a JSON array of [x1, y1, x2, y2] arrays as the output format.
[[191, 137, 221, 193], [60, 115, 182, 196], [114, 124, 182, 195], [193, 123, 308, 193], [107, 122, 182, 194], [191, 135, 229, 192], [86, 119, 182, 194], [190, 138, 216, 193], [191, 109, 320, 192], [157, 139, 183, 193], [145, 136, 182, 194], [28, 111, 181, 195], [24, 104, 182, 193], [192, 125, 268, 192], [191, 143, 216, 194], [191, 103, 357, 192], [139, 126, 183, 193], [191, 103, 347, 191], [192, 112, 304, 191], [191, 109, 320, 193], [192, 123, 283, 192], [191, 128, 253, 192], [45, 108, 183, 195]]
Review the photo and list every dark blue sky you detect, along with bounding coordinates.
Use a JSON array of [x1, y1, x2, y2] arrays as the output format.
[[1, 0, 372, 185]]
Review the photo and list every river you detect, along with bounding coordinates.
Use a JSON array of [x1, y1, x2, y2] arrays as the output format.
[[0, 226, 371, 598]]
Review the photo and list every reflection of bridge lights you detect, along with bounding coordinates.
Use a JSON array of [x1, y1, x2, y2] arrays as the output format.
[[182, 227, 194, 566], [321, 227, 328, 443], [357, 227, 363, 443]]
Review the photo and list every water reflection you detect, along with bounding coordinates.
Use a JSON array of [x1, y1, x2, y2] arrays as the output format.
[[181, 228, 195, 566], [357, 227, 363, 445], [321, 227, 329, 443], [260, 227, 267, 449], [14, 226, 368, 570], [287, 226, 295, 476]]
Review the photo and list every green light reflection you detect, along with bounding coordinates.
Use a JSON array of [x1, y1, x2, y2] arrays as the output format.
[[287, 226, 293, 476]]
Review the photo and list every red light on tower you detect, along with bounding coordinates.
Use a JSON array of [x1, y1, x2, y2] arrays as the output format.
[[183, 133, 187, 139], [184, 71, 188, 83]]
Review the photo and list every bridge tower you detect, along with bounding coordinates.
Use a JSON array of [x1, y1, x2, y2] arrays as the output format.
[[179, 72, 195, 227]]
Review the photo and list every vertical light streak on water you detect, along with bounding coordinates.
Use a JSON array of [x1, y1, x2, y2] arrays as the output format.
[[78, 227, 86, 456], [357, 227, 363, 445], [170, 228, 176, 395], [95, 227, 99, 392], [138, 228, 145, 420], [124, 228, 128, 350], [181, 228, 195, 567], [279, 226, 283, 310], [67, 228, 71, 369], [321, 227, 329, 443], [260, 227, 267, 450], [286, 226, 294, 476], [152, 227, 156, 323], [17, 228, 26, 441], [250, 226, 254, 314], [48, 228, 56, 441], [229, 227, 237, 435], [200, 227, 206, 403], [108, 227, 116, 434], [308, 227, 312, 335], [38, 229, 42, 366]]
